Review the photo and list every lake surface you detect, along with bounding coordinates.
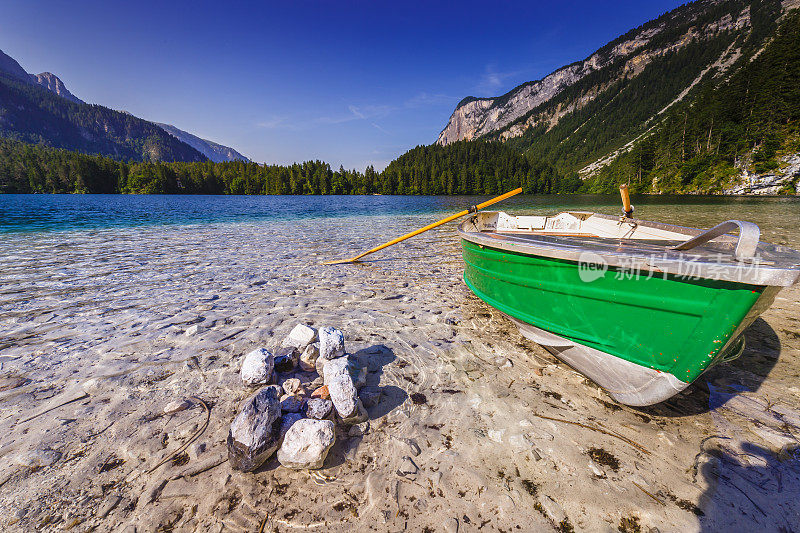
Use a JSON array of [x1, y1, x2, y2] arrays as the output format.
[[2, 194, 799, 247]]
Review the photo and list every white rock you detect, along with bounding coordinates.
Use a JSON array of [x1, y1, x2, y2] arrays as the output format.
[[319, 326, 345, 360], [488, 429, 505, 443], [305, 398, 333, 420], [299, 343, 320, 372], [323, 356, 359, 418], [185, 324, 205, 336], [81, 378, 106, 395], [277, 418, 335, 469], [241, 348, 274, 387], [163, 399, 192, 415], [284, 324, 317, 349], [188, 442, 206, 460]]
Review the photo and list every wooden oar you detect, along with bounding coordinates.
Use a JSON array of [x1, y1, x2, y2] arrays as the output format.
[[322, 187, 523, 265]]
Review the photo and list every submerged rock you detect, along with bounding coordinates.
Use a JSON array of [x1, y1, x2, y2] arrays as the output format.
[[284, 324, 317, 349], [305, 398, 333, 420], [443, 517, 459, 533], [397, 455, 419, 476], [277, 419, 335, 470], [241, 348, 274, 386], [227, 386, 282, 472], [300, 343, 320, 372], [15, 448, 61, 469], [319, 327, 345, 360], [185, 324, 205, 336], [323, 356, 359, 418], [163, 399, 193, 415]]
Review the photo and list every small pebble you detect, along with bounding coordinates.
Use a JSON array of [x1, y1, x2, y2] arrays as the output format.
[[282, 378, 302, 396], [163, 399, 192, 415], [15, 449, 61, 469], [185, 324, 205, 336]]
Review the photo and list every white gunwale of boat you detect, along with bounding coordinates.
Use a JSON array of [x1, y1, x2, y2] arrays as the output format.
[[458, 211, 800, 287]]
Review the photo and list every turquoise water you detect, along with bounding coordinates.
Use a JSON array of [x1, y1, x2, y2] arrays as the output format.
[[1, 194, 799, 246]]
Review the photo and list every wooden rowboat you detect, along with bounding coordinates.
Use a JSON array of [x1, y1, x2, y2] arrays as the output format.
[[458, 210, 800, 406]]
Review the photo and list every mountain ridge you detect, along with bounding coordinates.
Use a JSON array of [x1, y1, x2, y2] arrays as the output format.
[[433, 0, 800, 194], [0, 48, 248, 163], [155, 123, 249, 163]]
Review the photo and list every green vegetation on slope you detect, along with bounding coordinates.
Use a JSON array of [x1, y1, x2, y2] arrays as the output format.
[[0, 74, 207, 163], [585, 9, 800, 193]]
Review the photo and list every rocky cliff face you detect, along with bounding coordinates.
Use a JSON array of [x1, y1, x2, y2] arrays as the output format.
[[437, 1, 752, 146], [31, 72, 84, 104], [0, 50, 83, 104], [724, 153, 800, 195]]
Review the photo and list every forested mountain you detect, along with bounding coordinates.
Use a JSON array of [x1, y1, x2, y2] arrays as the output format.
[[586, 8, 800, 193], [0, 73, 207, 162], [2, 0, 798, 195], [437, 0, 800, 194], [0, 48, 248, 164]]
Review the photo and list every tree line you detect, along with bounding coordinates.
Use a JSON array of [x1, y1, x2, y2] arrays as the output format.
[[0, 136, 581, 195]]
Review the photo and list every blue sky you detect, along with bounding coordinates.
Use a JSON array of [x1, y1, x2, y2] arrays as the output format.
[[1, 0, 683, 170]]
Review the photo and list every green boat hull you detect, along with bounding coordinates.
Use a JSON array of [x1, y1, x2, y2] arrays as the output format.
[[461, 239, 775, 405]]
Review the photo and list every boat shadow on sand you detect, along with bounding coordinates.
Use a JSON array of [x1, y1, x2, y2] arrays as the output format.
[[638, 318, 800, 531], [637, 317, 781, 418]]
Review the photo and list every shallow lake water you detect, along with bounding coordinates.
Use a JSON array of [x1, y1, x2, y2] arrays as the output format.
[[0, 194, 799, 532]]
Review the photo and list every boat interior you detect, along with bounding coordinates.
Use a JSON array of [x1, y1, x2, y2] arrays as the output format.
[[459, 211, 800, 285]]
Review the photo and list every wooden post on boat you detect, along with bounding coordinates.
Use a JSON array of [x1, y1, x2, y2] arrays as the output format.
[[322, 187, 523, 265], [619, 184, 634, 218]]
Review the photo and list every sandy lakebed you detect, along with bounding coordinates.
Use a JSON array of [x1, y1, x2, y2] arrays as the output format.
[[1, 195, 799, 532]]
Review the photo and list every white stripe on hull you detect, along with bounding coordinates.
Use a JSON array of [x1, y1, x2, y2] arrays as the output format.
[[506, 315, 689, 406]]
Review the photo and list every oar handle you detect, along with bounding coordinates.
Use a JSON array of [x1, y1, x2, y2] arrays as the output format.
[[619, 184, 633, 218]]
